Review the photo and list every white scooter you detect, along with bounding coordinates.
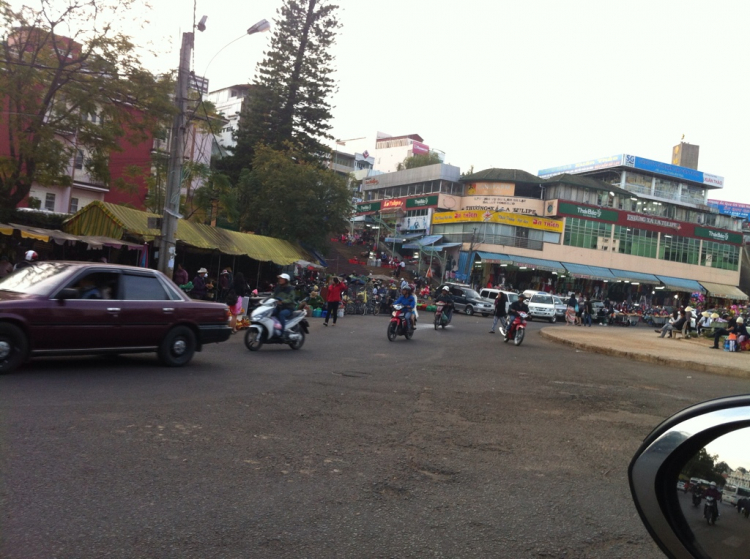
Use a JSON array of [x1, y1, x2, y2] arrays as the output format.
[[244, 298, 309, 351]]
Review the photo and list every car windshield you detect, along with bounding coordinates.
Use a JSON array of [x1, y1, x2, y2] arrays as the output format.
[[532, 294, 553, 304], [464, 289, 482, 299], [0, 262, 75, 295]]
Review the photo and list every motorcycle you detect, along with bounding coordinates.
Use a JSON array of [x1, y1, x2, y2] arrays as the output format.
[[387, 304, 413, 341], [691, 492, 701, 507], [499, 311, 528, 346], [704, 496, 718, 525], [434, 302, 452, 330], [244, 298, 309, 351]]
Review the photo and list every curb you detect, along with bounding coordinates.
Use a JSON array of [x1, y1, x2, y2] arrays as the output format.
[[539, 328, 750, 380]]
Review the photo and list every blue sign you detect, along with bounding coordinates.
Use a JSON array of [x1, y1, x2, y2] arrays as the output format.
[[538, 155, 624, 178], [708, 199, 750, 220], [628, 156, 704, 184]]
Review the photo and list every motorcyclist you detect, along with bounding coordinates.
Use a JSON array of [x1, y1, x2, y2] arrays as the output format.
[[505, 293, 527, 342], [393, 286, 416, 332], [435, 286, 454, 322], [272, 273, 296, 335], [704, 482, 722, 517]]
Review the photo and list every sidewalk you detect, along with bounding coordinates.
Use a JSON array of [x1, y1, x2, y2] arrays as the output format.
[[540, 325, 750, 379]]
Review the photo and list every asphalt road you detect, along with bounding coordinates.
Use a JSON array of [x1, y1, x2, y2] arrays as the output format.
[[1, 313, 748, 558]]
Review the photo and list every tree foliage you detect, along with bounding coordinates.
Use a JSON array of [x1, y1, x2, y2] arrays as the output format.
[[0, 0, 174, 218], [238, 143, 350, 251], [396, 152, 443, 171], [224, 0, 340, 180], [682, 448, 725, 484]]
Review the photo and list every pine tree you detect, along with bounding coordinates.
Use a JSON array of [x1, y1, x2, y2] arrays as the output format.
[[224, 0, 340, 179]]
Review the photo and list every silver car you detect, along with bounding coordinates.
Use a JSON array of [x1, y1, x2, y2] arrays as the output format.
[[439, 284, 494, 317], [526, 292, 557, 323]]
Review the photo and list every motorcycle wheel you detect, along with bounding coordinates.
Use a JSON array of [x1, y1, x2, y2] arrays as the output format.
[[387, 322, 397, 342], [289, 328, 305, 350], [434, 316, 439, 330], [514, 328, 525, 346], [244, 328, 263, 351]]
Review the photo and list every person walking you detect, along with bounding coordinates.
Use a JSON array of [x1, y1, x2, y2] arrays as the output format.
[[173, 263, 188, 286], [227, 272, 247, 333], [489, 290, 508, 334], [324, 276, 347, 326], [582, 296, 593, 327], [565, 292, 577, 325]]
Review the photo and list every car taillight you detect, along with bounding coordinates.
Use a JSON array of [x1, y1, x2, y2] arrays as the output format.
[[225, 307, 231, 322]]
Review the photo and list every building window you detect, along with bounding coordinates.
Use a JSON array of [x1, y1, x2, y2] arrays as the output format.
[[701, 241, 739, 271], [563, 217, 612, 250], [406, 209, 428, 217], [659, 234, 699, 265], [69, 197, 79, 213], [44, 193, 56, 212], [614, 225, 658, 258], [623, 171, 653, 195], [654, 178, 680, 200], [74, 149, 84, 170]]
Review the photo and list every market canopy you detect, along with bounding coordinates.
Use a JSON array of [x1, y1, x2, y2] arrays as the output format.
[[656, 275, 705, 293], [475, 250, 511, 264], [384, 233, 422, 243], [0, 221, 142, 250], [698, 281, 748, 301], [562, 263, 616, 281], [608, 269, 660, 284], [63, 201, 310, 266]]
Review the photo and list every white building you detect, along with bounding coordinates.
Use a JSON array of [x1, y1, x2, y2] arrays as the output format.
[[333, 132, 445, 174], [205, 84, 253, 151]]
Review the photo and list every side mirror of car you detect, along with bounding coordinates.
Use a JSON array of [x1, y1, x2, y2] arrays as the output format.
[[56, 288, 80, 301], [629, 395, 750, 558]]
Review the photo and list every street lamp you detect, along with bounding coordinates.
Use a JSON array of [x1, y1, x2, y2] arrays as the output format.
[[157, 18, 269, 276]]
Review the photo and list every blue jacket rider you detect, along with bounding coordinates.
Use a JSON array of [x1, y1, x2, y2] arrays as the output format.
[[393, 287, 417, 331]]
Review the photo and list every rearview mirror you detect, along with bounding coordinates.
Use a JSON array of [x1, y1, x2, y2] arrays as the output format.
[[56, 288, 79, 301], [629, 395, 750, 558]]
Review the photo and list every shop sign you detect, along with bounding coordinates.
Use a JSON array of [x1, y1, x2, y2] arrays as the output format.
[[558, 202, 618, 222], [363, 178, 380, 187], [431, 210, 563, 233], [466, 182, 515, 196], [411, 141, 430, 155], [708, 199, 750, 220], [355, 201, 381, 214], [538, 155, 624, 179], [694, 226, 743, 245], [381, 199, 404, 210], [405, 195, 438, 209], [624, 214, 682, 231], [459, 196, 543, 215]]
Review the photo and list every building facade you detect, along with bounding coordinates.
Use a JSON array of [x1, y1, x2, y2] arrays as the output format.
[[205, 84, 253, 151], [333, 131, 445, 174]]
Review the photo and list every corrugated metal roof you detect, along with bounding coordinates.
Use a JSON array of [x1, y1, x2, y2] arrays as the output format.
[[460, 168, 543, 184], [62, 201, 309, 265]]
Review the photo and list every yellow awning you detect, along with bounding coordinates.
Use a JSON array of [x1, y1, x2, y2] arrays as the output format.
[[0, 223, 15, 236], [699, 281, 749, 301], [62, 201, 310, 265]]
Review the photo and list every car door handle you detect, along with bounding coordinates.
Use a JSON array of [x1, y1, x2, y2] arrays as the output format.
[[163, 308, 175, 313], [107, 307, 121, 312]]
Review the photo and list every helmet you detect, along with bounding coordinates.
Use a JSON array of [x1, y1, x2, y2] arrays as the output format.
[[442, 286, 450, 291], [278, 273, 290, 281], [24, 250, 38, 262], [710, 481, 716, 487], [402, 286, 412, 293], [738, 317, 745, 324]]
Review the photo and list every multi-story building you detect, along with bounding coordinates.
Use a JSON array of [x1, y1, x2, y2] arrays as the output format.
[[334, 132, 445, 174], [205, 84, 253, 152], [431, 154, 746, 304]]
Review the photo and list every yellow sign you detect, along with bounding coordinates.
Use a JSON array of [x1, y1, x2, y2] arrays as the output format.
[[466, 182, 515, 196], [432, 210, 563, 233]]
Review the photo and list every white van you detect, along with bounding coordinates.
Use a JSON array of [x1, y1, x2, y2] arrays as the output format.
[[479, 288, 519, 314]]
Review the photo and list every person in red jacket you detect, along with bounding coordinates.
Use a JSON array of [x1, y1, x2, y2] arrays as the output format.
[[324, 276, 347, 326]]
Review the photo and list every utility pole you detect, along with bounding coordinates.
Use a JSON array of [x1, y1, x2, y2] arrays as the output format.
[[158, 32, 193, 275]]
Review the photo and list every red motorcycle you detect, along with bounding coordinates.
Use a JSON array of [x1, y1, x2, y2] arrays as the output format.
[[387, 304, 413, 341], [500, 311, 528, 346]]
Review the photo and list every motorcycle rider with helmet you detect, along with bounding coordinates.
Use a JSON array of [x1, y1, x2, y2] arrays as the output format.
[[272, 273, 296, 335], [392, 286, 417, 332], [704, 481, 722, 519], [505, 293, 527, 342], [435, 286, 454, 322]]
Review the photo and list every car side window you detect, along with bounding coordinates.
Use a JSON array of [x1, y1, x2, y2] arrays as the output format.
[[121, 274, 170, 301], [451, 287, 463, 297], [64, 271, 120, 300]]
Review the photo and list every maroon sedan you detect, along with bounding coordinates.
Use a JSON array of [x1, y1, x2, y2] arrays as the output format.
[[0, 262, 232, 373]]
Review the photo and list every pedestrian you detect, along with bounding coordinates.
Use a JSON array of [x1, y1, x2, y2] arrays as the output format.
[[324, 276, 347, 326], [394, 258, 401, 278], [710, 314, 737, 349], [489, 290, 508, 334], [399, 259, 406, 277], [582, 296, 593, 327], [565, 292, 577, 325], [227, 272, 247, 333], [190, 267, 209, 300], [0, 255, 13, 278], [173, 263, 188, 286], [656, 310, 686, 338]]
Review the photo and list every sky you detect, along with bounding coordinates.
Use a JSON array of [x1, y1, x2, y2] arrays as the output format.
[[10, 0, 750, 203]]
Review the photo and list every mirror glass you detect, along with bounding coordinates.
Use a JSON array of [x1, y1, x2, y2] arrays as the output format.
[[677, 427, 750, 559]]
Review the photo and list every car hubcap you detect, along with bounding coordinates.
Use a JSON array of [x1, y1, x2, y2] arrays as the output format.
[[0, 340, 10, 360], [173, 339, 187, 356]]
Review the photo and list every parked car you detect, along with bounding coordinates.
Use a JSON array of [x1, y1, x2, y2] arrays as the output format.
[[526, 292, 557, 322], [551, 295, 566, 319], [0, 262, 232, 374], [437, 283, 494, 316], [479, 288, 519, 315]]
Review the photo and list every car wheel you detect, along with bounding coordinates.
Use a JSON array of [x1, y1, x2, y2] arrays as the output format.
[[158, 326, 196, 367], [549, 315, 557, 323], [0, 323, 28, 374], [465, 306, 474, 316]]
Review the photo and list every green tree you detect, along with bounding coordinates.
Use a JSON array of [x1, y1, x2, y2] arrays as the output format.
[[396, 152, 443, 171], [224, 0, 340, 180], [682, 448, 724, 484], [238, 143, 350, 251], [0, 0, 173, 218]]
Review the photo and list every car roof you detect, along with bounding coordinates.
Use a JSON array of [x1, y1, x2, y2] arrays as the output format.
[[32, 261, 160, 273]]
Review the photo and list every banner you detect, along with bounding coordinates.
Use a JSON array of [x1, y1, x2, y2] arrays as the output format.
[[466, 182, 515, 196], [558, 202, 618, 222], [355, 201, 381, 214], [432, 210, 563, 233], [455, 195, 543, 215], [405, 195, 439, 209]]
